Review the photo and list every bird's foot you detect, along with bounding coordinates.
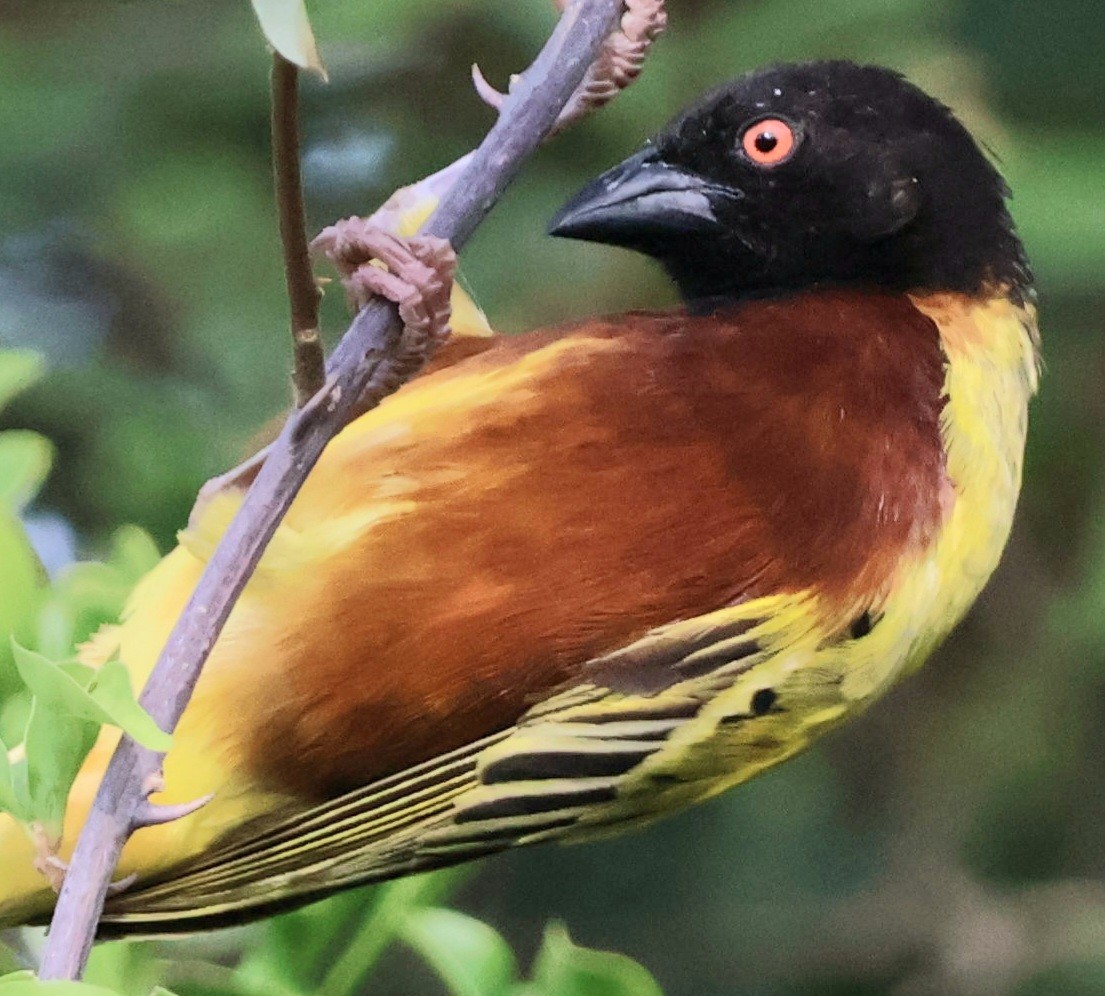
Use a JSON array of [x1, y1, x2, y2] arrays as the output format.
[[310, 222, 456, 363], [473, 0, 667, 133], [190, 224, 456, 517]]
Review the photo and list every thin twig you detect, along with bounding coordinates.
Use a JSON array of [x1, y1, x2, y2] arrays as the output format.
[[132, 793, 214, 829], [271, 52, 325, 406], [37, 0, 624, 979]]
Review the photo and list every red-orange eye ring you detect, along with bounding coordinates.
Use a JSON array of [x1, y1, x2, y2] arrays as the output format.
[[740, 118, 797, 167]]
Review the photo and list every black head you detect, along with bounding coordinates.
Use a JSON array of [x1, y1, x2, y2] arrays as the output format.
[[550, 61, 1031, 305]]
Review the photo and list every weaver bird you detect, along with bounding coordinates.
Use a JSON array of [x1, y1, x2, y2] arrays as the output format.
[[0, 60, 1038, 934]]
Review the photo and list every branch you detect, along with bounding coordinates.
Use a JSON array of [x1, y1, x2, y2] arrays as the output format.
[[473, 0, 666, 135], [37, 0, 625, 979], [192, 0, 666, 508], [271, 52, 325, 406]]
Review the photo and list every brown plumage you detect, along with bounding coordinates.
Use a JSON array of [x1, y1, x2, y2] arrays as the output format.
[[235, 287, 947, 799]]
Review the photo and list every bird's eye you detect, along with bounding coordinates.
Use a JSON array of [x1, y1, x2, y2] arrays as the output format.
[[740, 118, 797, 167]]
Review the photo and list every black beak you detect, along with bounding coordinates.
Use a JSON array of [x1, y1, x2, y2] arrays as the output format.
[[548, 148, 738, 246]]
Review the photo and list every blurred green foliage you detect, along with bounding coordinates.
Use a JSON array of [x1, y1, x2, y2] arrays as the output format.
[[0, 0, 1103, 993], [2, 865, 664, 995], [0, 353, 167, 843]]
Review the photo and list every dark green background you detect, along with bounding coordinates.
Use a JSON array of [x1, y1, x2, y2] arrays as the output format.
[[1, 0, 1103, 993]]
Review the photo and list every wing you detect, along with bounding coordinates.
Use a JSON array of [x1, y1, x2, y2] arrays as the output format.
[[96, 592, 864, 937]]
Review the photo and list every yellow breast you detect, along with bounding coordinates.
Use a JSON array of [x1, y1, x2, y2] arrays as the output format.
[[863, 292, 1039, 683]]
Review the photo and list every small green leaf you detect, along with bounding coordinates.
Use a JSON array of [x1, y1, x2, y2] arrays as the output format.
[[0, 432, 53, 510], [11, 643, 170, 752], [528, 924, 663, 996], [0, 695, 31, 783], [84, 940, 164, 996], [9, 643, 167, 832], [400, 907, 518, 996], [12, 643, 104, 719], [105, 526, 160, 583], [0, 352, 44, 413], [0, 969, 126, 994], [0, 949, 20, 978], [86, 661, 171, 752], [318, 870, 472, 996], [255, 887, 382, 990], [47, 547, 150, 651], [34, 600, 75, 663], [57, 661, 96, 688], [249, 0, 327, 77]]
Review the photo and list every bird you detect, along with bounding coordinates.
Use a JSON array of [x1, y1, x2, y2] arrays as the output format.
[[0, 59, 1039, 935]]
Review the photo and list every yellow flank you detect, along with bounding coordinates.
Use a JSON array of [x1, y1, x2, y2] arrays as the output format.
[[681, 293, 1039, 801]]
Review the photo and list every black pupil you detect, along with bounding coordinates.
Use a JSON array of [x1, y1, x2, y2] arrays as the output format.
[[754, 130, 778, 154]]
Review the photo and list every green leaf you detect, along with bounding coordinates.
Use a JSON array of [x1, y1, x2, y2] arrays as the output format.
[[86, 661, 171, 752], [105, 526, 160, 583], [249, 0, 327, 77], [0, 431, 54, 510], [253, 886, 382, 991], [0, 352, 43, 413], [318, 869, 472, 996], [12, 644, 102, 719], [528, 924, 663, 996], [11, 643, 170, 752], [0, 698, 31, 804], [45, 530, 158, 652], [33, 600, 74, 664], [84, 941, 164, 996], [0, 506, 45, 679], [22, 692, 100, 834], [0, 969, 126, 994], [0, 734, 23, 819], [0, 949, 20, 979], [400, 907, 518, 996]]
